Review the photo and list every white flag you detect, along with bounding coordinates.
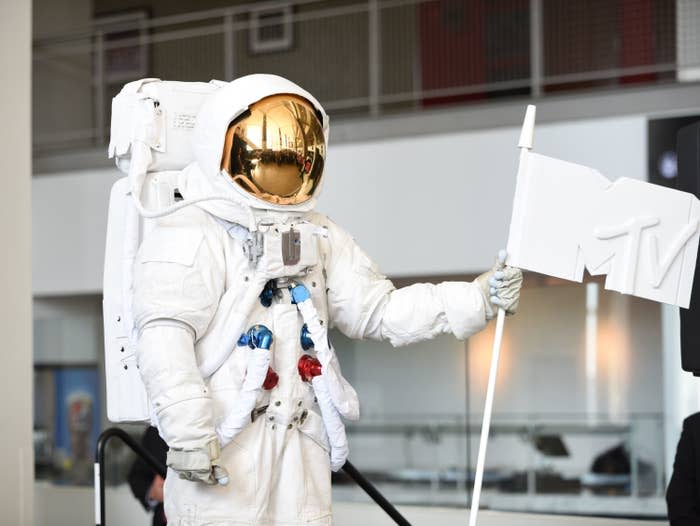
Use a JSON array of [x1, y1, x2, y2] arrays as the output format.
[[506, 115, 700, 308]]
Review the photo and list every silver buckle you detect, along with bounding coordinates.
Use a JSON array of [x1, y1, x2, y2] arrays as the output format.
[[243, 231, 264, 268]]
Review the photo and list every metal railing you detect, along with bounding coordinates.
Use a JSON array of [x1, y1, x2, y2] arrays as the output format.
[[33, 0, 687, 155], [343, 412, 666, 513]]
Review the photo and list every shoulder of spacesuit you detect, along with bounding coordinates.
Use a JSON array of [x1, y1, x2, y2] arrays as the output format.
[[304, 211, 354, 250], [133, 205, 225, 338], [138, 203, 225, 275], [154, 200, 215, 229], [304, 211, 387, 287]]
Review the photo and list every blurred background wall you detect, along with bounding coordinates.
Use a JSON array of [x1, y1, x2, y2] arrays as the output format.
[[28, 0, 700, 524]]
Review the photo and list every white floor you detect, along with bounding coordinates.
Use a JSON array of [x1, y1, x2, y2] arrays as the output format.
[[34, 482, 667, 526], [333, 502, 667, 526], [332, 484, 667, 519]]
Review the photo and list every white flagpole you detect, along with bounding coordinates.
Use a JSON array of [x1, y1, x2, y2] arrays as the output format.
[[467, 306, 505, 526], [468, 105, 536, 526]]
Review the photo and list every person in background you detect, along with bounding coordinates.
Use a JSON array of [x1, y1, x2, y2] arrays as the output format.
[[128, 426, 168, 526], [667, 412, 700, 525]]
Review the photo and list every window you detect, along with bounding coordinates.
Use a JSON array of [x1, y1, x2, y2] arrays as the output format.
[[249, 4, 294, 54]]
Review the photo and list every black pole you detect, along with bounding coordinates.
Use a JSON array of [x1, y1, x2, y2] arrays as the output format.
[[95, 427, 410, 526], [341, 460, 412, 526], [95, 428, 167, 526]]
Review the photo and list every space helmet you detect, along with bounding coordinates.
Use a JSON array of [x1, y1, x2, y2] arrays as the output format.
[[193, 74, 329, 211]]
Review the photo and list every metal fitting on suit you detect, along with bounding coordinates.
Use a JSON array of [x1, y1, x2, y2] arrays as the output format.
[[298, 354, 322, 382], [300, 324, 314, 350], [238, 324, 273, 350]]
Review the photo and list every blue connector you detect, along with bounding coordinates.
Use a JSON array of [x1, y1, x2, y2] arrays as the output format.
[[300, 324, 314, 350], [259, 280, 275, 308], [246, 324, 273, 350]]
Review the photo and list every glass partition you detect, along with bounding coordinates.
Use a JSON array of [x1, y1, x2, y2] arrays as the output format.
[[332, 278, 666, 519]]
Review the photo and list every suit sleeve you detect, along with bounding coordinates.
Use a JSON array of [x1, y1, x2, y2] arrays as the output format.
[[323, 219, 488, 346], [667, 417, 700, 525], [132, 212, 225, 449]]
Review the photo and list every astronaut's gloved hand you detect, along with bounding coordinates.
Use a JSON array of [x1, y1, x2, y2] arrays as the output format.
[[475, 249, 523, 319], [330, 442, 349, 472], [166, 438, 230, 486]]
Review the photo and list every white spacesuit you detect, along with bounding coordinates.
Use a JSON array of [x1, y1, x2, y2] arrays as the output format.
[[132, 74, 522, 525]]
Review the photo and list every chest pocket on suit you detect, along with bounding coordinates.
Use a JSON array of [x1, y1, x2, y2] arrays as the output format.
[[140, 228, 204, 266], [137, 228, 212, 311]]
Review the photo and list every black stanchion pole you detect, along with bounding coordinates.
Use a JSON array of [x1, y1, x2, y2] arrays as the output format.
[[342, 460, 412, 526], [95, 428, 167, 526]]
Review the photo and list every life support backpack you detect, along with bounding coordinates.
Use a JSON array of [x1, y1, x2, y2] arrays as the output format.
[[103, 78, 224, 422]]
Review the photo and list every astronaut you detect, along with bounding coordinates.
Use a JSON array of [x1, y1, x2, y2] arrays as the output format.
[[132, 74, 522, 525]]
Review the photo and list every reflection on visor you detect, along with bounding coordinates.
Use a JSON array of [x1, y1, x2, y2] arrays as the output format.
[[220, 94, 326, 205]]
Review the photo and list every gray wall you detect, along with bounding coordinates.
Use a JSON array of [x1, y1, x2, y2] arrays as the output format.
[[319, 113, 646, 277], [34, 296, 103, 364]]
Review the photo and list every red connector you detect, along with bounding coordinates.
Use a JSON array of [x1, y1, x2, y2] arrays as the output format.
[[263, 367, 279, 390], [298, 354, 322, 382]]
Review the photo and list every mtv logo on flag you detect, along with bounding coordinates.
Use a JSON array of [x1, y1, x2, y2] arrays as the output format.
[[506, 107, 700, 308]]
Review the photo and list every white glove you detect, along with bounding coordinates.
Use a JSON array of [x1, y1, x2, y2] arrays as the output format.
[[166, 438, 230, 486], [475, 250, 523, 319], [312, 375, 349, 472]]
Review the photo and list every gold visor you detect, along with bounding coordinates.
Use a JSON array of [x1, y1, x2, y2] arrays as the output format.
[[220, 94, 326, 206]]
